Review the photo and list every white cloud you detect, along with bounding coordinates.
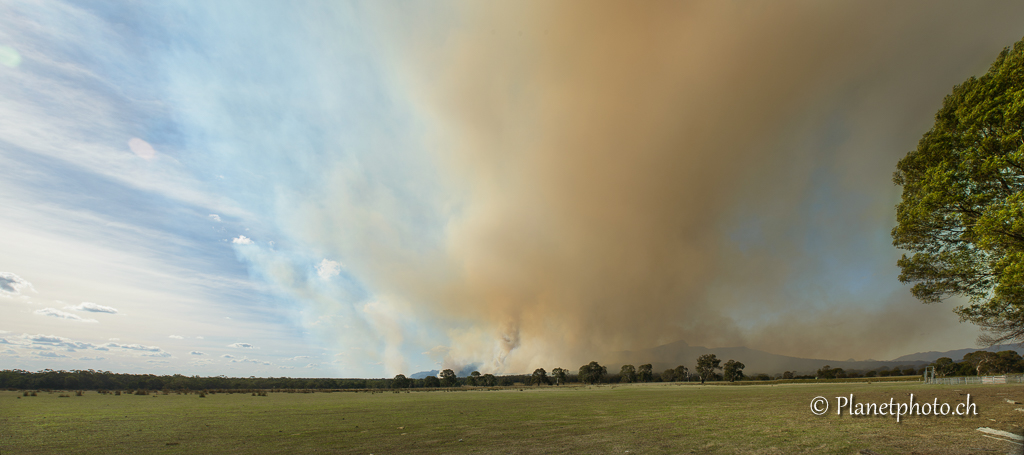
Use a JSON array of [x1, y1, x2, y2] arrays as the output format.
[[36, 351, 69, 358], [79, 356, 105, 361], [208, 214, 221, 222], [0, 271, 36, 298], [104, 342, 166, 356], [316, 259, 342, 279], [67, 302, 118, 314], [232, 235, 253, 245], [127, 137, 157, 160], [228, 342, 257, 349], [108, 338, 120, 341], [221, 354, 234, 359], [229, 356, 271, 365], [195, 336, 204, 339], [305, 363, 319, 369], [190, 351, 204, 355], [169, 335, 184, 339], [278, 366, 295, 370], [34, 308, 98, 323], [286, 355, 311, 361]]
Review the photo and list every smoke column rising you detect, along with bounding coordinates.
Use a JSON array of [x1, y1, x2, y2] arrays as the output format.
[[217, 1, 1024, 374]]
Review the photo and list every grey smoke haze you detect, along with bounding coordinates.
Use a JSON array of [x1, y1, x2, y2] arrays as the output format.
[[339, 1, 1024, 372]]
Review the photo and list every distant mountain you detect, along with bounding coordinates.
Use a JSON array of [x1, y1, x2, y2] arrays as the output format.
[[410, 370, 439, 379], [608, 340, 1024, 376]]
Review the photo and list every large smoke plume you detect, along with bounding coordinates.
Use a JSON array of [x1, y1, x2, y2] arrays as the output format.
[[291, 1, 1024, 374]]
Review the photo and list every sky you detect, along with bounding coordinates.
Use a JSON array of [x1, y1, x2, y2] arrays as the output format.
[[2, 0, 1024, 378]]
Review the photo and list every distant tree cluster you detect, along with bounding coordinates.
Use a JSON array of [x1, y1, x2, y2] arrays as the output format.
[[930, 351, 1024, 377]]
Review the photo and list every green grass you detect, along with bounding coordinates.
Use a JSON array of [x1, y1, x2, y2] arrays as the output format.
[[1, 382, 1021, 454]]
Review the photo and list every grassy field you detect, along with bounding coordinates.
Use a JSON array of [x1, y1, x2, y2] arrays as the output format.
[[1, 382, 1022, 454]]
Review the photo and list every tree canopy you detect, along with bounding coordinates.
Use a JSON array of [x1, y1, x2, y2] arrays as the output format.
[[893, 37, 1024, 345], [723, 360, 745, 382], [578, 361, 607, 384], [695, 354, 721, 384]]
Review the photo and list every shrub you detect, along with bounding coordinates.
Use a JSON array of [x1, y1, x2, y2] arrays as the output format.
[[75, 391, 83, 396], [114, 390, 121, 396]]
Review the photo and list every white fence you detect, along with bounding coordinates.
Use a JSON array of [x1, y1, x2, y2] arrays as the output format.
[[926, 374, 1024, 385]]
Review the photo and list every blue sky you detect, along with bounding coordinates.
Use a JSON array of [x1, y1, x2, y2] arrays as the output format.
[[2, 0, 1024, 378]]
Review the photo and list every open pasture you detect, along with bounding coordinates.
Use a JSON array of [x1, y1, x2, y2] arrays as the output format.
[[1, 382, 1022, 454]]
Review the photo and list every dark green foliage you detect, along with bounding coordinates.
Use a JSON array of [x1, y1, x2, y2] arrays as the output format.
[[618, 365, 636, 383], [930, 350, 1024, 375], [673, 365, 688, 382], [723, 360, 745, 382], [391, 374, 410, 389], [893, 37, 1024, 345], [439, 369, 458, 387], [422, 375, 441, 388], [529, 368, 550, 386], [549, 368, 568, 385], [577, 361, 607, 384], [695, 354, 721, 384], [636, 364, 653, 383]]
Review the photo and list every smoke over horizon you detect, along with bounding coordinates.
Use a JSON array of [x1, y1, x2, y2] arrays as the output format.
[[183, 1, 1024, 376], [311, 1, 1021, 374]]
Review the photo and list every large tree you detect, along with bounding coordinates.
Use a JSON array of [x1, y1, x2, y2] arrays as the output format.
[[723, 360, 745, 382], [550, 368, 569, 385], [619, 364, 636, 383], [893, 37, 1024, 345], [439, 369, 458, 387], [637, 364, 653, 383], [695, 354, 721, 384], [392, 374, 410, 389], [673, 365, 689, 382], [578, 361, 607, 384], [530, 368, 550, 386]]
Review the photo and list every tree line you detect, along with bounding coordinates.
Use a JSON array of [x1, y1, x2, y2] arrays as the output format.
[[4, 350, 1019, 391]]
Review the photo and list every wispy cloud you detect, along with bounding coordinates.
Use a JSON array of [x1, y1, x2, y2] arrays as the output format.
[[34, 308, 98, 323], [209, 214, 221, 222], [67, 302, 118, 314], [230, 356, 271, 366], [0, 271, 36, 298], [232, 235, 253, 245], [169, 335, 184, 339], [316, 259, 341, 280], [190, 351, 204, 355], [127, 138, 157, 160], [228, 342, 257, 349]]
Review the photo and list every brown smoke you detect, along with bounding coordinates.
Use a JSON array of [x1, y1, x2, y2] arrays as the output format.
[[356, 1, 1024, 372]]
